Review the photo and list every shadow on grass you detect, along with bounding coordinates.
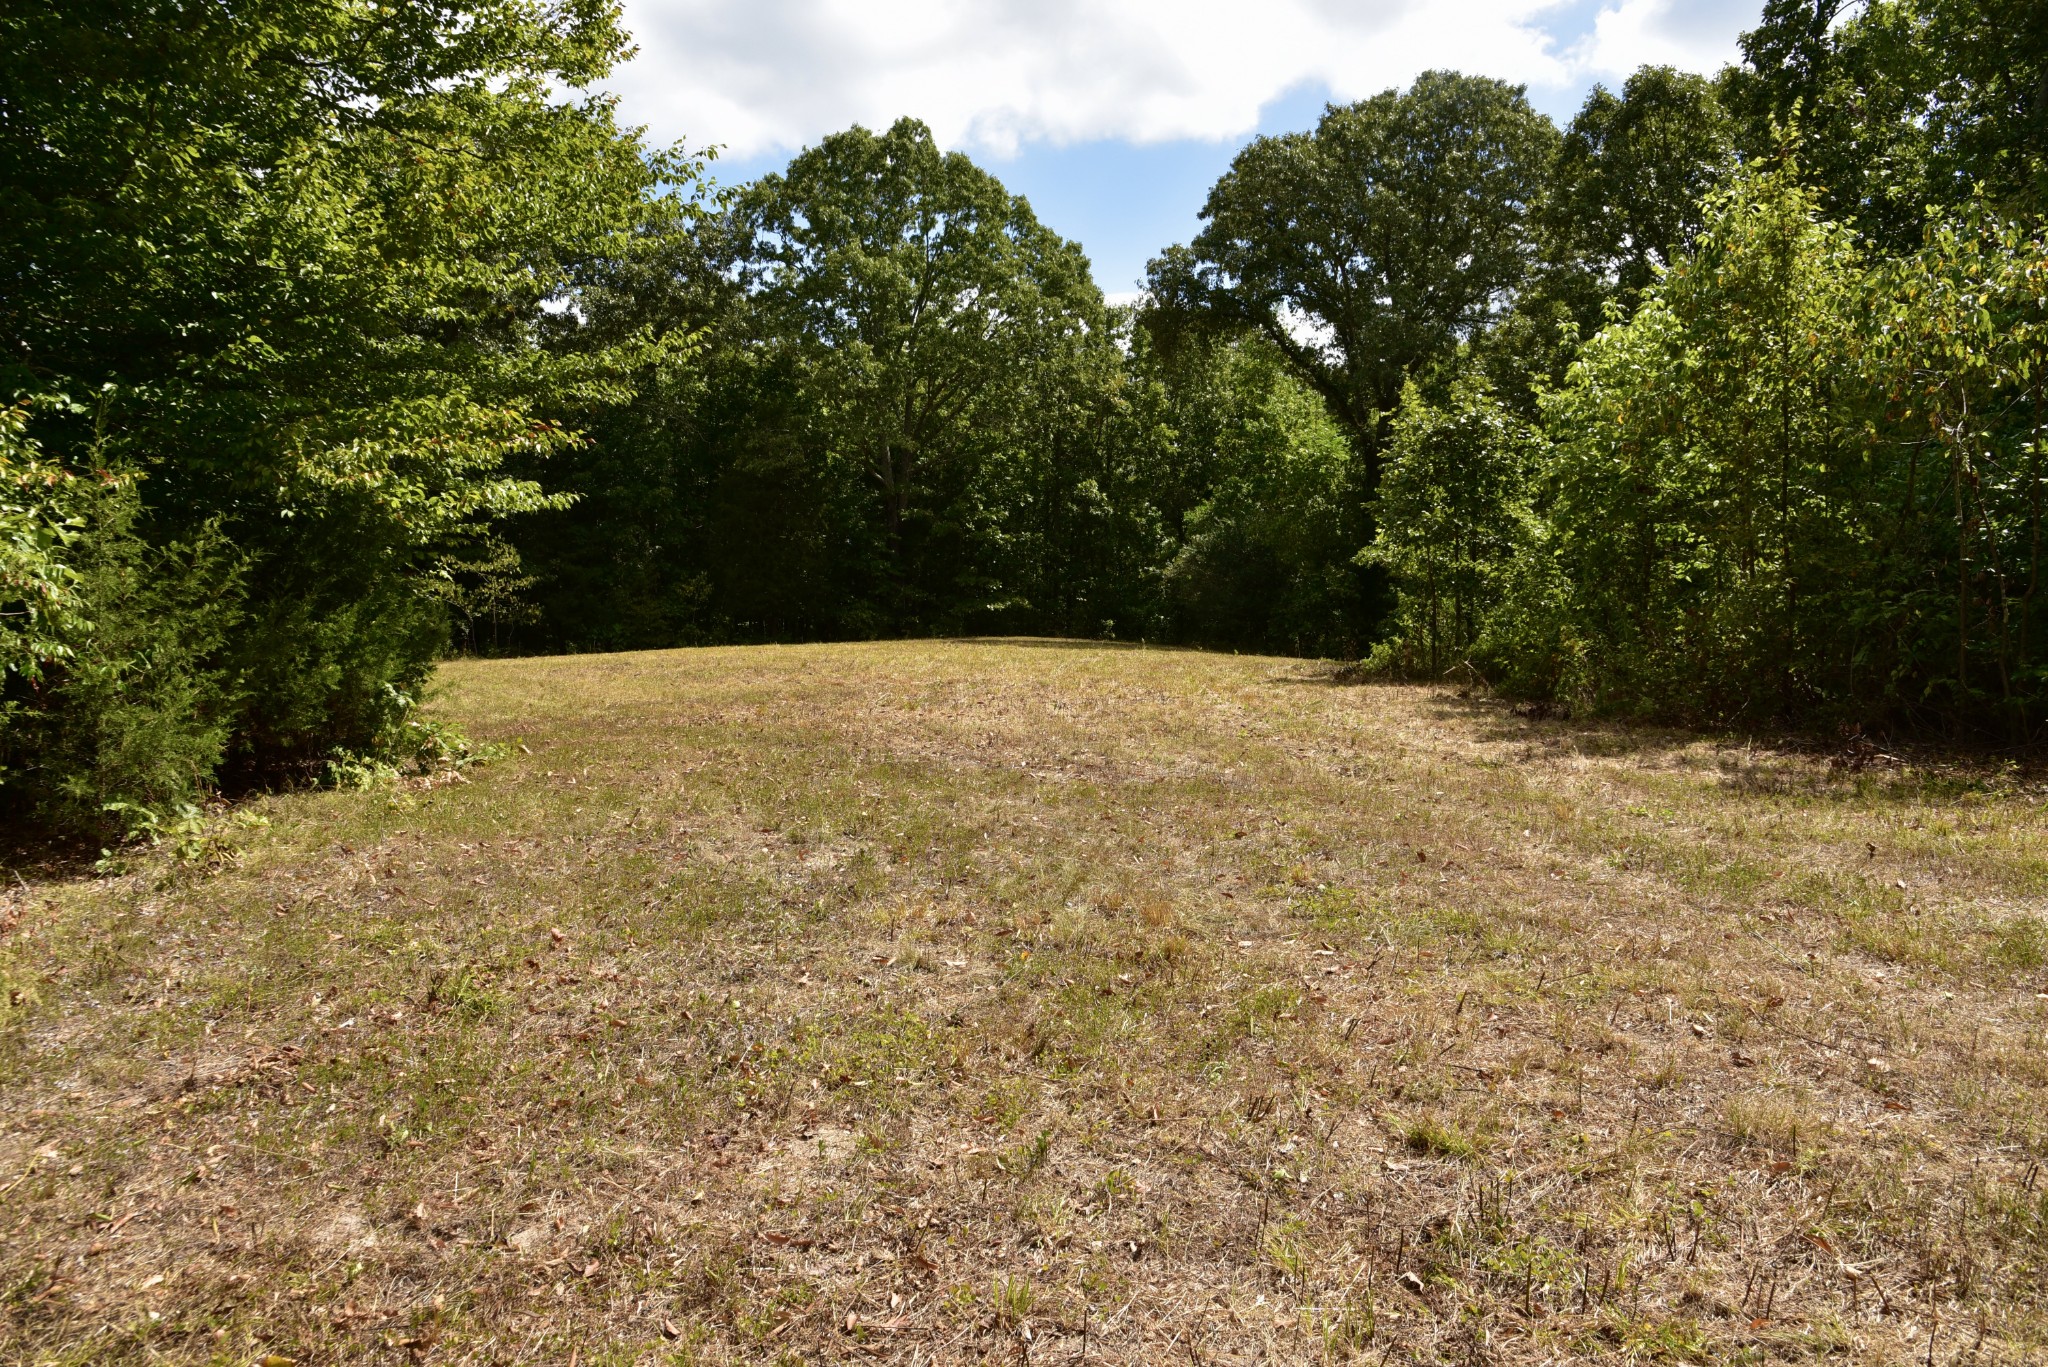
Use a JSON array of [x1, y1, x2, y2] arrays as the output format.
[[949, 635, 1208, 654], [0, 819, 108, 885], [1299, 666, 2048, 802]]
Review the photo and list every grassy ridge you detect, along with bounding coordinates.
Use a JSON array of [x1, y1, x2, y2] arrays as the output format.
[[3, 640, 2045, 1364]]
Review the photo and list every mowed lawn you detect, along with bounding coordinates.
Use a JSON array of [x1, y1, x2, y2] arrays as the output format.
[[4, 641, 2047, 1366]]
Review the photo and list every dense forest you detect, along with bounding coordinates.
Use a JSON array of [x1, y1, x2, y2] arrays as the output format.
[[3, 0, 2045, 839]]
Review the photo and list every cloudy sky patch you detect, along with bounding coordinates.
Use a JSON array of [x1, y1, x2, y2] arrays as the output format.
[[604, 0, 1762, 289]]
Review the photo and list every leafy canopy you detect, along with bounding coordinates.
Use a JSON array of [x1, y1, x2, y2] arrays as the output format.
[[735, 118, 1108, 621], [0, 0, 683, 824], [1149, 71, 1557, 482]]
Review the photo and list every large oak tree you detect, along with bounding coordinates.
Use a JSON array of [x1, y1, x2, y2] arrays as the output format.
[[1147, 71, 1557, 490], [737, 118, 1108, 623]]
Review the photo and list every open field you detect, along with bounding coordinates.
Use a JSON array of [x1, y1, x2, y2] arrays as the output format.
[[3, 639, 2047, 1365]]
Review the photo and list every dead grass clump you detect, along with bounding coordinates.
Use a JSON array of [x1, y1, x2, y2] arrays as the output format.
[[1402, 1115, 1485, 1161], [1723, 1089, 1830, 1163]]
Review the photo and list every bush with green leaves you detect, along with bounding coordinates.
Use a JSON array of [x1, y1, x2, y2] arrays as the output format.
[[1477, 160, 2048, 733], [1529, 162, 1876, 721], [1159, 341, 1376, 658], [0, 397, 242, 836], [2, 0, 687, 833], [1363, 378, 1537, 679], [1, 491, 244, 836], [0, 396, 94, 695]]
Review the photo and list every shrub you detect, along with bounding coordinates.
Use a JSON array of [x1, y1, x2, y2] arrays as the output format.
[[1475, 160, 2048, 735], [0, 488, 243, 838], [1363, 376, 1537, 679]]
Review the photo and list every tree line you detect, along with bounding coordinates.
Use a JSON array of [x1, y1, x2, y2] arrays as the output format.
[[3, 0, 2043, 840]]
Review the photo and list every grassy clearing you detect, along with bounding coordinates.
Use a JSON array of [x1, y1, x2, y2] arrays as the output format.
[[3, 639, 2047, 1365]]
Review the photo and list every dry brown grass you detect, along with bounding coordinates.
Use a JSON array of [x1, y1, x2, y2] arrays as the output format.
[[3, 639, 2046, 1366]]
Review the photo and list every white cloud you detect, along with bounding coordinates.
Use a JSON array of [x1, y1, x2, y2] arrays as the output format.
[[1568, 0, 1756, 80], [605, 0, 1757, 158]]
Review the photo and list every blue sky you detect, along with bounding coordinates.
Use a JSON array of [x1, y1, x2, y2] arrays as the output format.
[[606, 0, 1763, 295]]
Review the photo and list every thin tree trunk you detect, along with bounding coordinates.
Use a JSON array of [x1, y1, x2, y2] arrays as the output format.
[[2023, 390, 2044, 703], [1954, 430, 1970, 700]]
